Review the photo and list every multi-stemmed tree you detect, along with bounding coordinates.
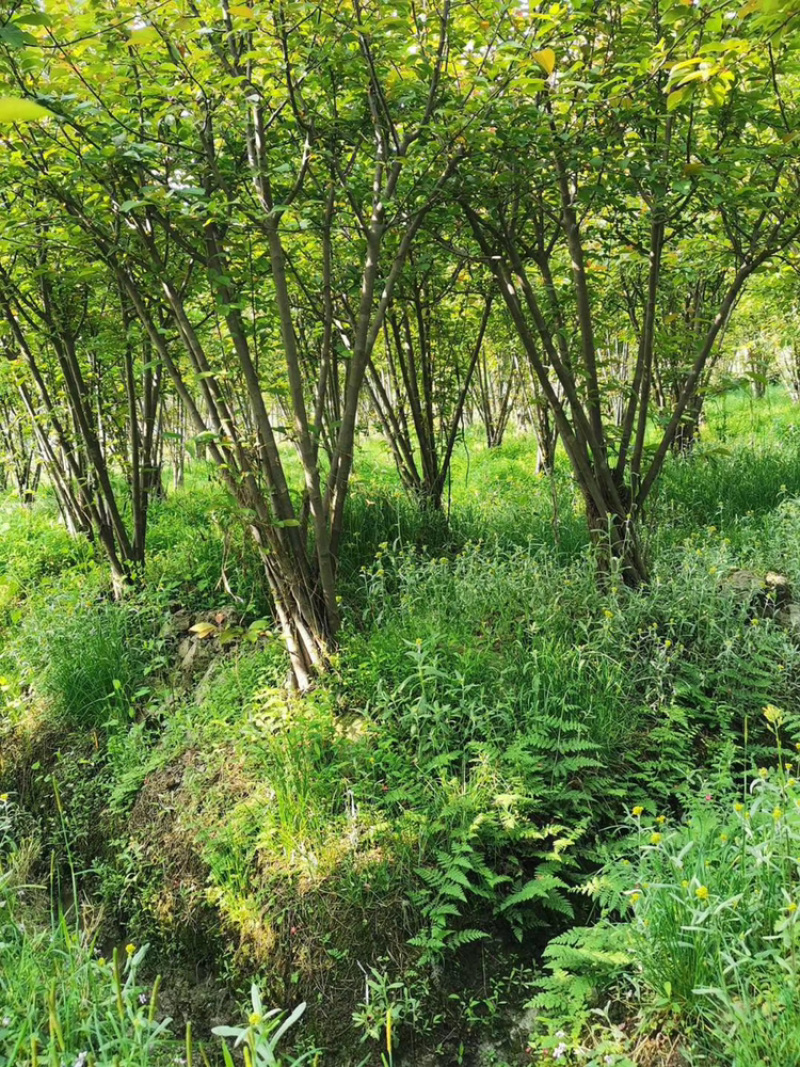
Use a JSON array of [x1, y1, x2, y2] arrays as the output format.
[[459, 0, 800, 581]]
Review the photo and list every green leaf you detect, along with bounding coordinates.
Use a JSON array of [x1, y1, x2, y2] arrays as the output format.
[[128, 27, 160, 46], [667, 86, 692, 112], [13, 13, 53, 26], [0, 97, 51, 123]]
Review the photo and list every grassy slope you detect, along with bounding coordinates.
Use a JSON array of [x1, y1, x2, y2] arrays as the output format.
[[1, 386, 800, 1065]]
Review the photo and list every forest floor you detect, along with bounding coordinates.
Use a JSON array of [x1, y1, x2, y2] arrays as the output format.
[[2, 385, 800, 1066]]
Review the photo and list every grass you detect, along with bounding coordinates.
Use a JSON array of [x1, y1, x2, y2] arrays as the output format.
[[1, 385, 800, 1062]]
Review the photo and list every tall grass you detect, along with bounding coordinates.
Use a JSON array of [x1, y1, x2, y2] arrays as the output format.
[[17, 598, 150, 729]]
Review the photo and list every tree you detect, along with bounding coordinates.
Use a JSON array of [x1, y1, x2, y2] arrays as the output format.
[[0, 228, 164, 587], [366, 243, 493, 509], [460, 0, 800, 582]]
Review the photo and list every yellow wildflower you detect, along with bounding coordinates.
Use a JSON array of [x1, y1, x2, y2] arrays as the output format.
[[696, 886, 710, 901], [774, 807, 784, 820], [764, 704, 784, 726], [788, 903, 798, 914], [125, 943, 136, 957], [249, 1013, 262, 1028], [735, 802, 744, 813], [650, 833, 662, 844], [632, 806, 644, 817], [656, 815, 666, 825], [630, 892, 641, 904], [681, 880, 689, 888], [0, 794, 7, 803]]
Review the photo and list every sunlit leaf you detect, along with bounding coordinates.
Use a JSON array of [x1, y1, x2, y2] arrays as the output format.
[[533, 49, 556, 75], [128, 27, 159, 46], [0, 97, 51, 123]]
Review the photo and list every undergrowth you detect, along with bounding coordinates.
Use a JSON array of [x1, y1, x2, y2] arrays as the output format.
[[1, 388, 800, 1062]]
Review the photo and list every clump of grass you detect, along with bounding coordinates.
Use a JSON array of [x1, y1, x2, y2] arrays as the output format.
[[18, 596, 150, 729]]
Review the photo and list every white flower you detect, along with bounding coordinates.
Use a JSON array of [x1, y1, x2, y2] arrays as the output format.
[[2, 1017, 10, 1027], [74, 1053, 89, 1067], [553, 1044, 568, 1060]]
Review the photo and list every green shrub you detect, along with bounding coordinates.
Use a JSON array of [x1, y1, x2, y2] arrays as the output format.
[[529, 709, 800, 1065]]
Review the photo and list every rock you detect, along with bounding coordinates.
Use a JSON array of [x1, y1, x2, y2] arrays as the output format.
[[777, 602, 800, 635], [160, 609, 193, 637], [725, 569, 792, 617]]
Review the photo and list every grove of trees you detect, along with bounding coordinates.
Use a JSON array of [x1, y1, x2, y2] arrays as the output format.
[[1, 0, 799, 684]]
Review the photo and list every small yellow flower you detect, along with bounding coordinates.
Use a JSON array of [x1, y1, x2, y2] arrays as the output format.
[[249, 1012, 262, 1028], [735, 802, 745, 813], [696, 886, 710, 901], [650, 833, 662, 844], [630, 892, 641, 904], [632, 806, 644, 817], [764, 704, 784, 726], [665, 639, 672, 649], [97, 958, 106, 967], [759, 767, 769, 780], [0, 794, 7, 803], [681, 880, 689, 888], [603, 609, 614, 620], [789, 779, 796, 788], [720, 834, 728, 843], [786, 763, 794, 772], [656, 815, 666, 825], [125, 943, 136, 957], [774, 806, 784, 821], [788, 903, 798, 914]]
